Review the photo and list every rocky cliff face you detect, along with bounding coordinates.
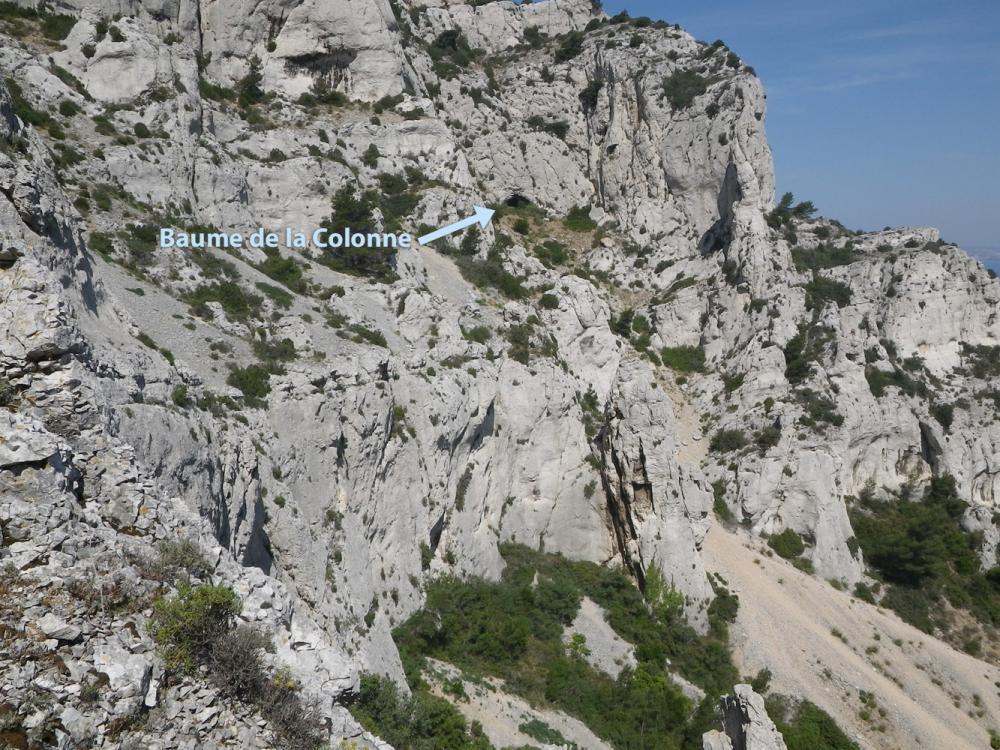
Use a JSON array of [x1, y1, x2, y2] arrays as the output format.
[[1, 0, 998, 748]]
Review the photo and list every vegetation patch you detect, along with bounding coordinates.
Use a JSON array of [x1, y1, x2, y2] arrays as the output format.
[[349, 673, 490, 749], [791, 243, 859, 272], [563, 205, 597, 232], [766, 192, 816, 229], [660, 345, 706, 373], [393, 544, 739, 749], [766, 695, 859, 750], [226, 365, 272, 406], [151, 583, 325, 749], [804, 275, 851, 310], [782, 323, 834, 384], [849, 475, 1000, 635], [184, 281, 262, 322], [767, 529, 805, 559], [319, 186, 398, 283], [661, 70, 710, 110], [709, 428, 748, 453]]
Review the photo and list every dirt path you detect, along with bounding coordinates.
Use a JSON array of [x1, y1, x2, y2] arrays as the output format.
[[657, 373, 707, 466], [703, 525, 1000, 750]]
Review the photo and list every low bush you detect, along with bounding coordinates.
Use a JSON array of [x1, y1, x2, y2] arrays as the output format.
[[554, 31, 584, 62], [151, 585, 326, 749], [850, 475, 1000, 633], [454, 251, 527, 300], [135, 538, 210, 583], [350, 673, 491, 749], [151, 583, 240, 672], [930, 402, 953, 431], [791, 243, 858, 272], [0, 377, 16, 408], [393, 543, 738, 748], [864, 366, 927, 399], [662, 70, 709, 109], [768, 529, 805, 559], [318, 186, 397, 282], [709, 428, 748, 453], [804, 274, 851, 310], [660, 345, 706, 373], [227, 365, 272, 405], [533, 239, 568, 267], [184, 281, 262, 322], [171, 384, 191, 408], [712, 480, 734, 523], [766, 695, 859, 750], [783, 323, 835, 384], [563, 205, 597, 232]]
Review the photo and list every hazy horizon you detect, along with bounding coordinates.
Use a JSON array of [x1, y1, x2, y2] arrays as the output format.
[[601, 0, 1000, 273]]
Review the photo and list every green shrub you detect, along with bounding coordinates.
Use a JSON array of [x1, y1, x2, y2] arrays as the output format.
[[171, 384, 191, 408], [539, 293, 559, 310], [960, 342, 1000, 379], [135, 538, 210, 583], [712, 480, 733, 522], [361, 143, 380, 168], [40, 12, 75, 40], [754, 424, 781, 452], [766, 695, 859, 750], [455, 468, 473, 511], [864, 366, 927, 399], [850, 475, 1000, 633], [350, 673, 490, 750], [533, 239, 568, 267], [346, 324, 387, 348], [768, 529, 805, 559], [184, 282, 262, 322], [563, 205, 596, 232], [930, 402, 954, 431], [58, 99, 81, 117], [766, 192, 817, 228], [318, 186, 397, 282], [791, 243, 858, 272], [454, 251, 527, 300], [0, 377, 16, 408], [783, 323, 834, 384], [256, 282, 293, 309], [393, 544, 736, 748], [151, 583, 240, 672], [520, 719, 577, 748], [554, 31, 584, 62], [662, 69, 709, 109], [526, 114, 569, 140], [227, 365, 272, 404], [151, 583, 326, 748], [797, 388, 844, 429], [660, 345, 705, 373], [709, 428, 748, 453], [257, 250, 307, 292], [804, 275, 851, 310]]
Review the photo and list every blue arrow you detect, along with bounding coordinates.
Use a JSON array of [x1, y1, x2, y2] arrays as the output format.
[[417, 206, 495, 245]]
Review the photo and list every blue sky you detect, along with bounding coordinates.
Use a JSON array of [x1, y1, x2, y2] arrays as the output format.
[[601, 0, 1000, 271]]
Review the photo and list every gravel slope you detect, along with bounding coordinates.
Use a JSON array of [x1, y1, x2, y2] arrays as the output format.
[[703, 526, 1000, 750]]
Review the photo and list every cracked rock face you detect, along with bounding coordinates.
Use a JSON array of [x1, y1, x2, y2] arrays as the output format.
[[703, 685, 787, 750], [1, 0, 998, 747]]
